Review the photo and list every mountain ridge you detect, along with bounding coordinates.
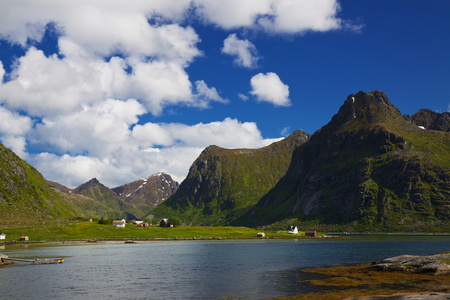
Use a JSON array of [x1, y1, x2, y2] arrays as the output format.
[[151, 130, 311, 225], [243, 90, 449, 231]]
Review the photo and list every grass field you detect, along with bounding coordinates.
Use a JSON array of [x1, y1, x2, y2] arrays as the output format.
[[0, 222, 310, 242]]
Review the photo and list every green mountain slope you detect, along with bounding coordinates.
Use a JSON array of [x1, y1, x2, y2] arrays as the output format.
[[72, 178, 138, 219], [151, 130, 311, 225], [245, 90, 450, 231], [0, 143, 86, 226]]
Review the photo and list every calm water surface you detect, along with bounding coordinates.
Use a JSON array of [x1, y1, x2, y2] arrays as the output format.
[[1, 237, 450, 299]]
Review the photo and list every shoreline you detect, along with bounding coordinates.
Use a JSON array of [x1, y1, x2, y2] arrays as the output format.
[[278, 252, 450, 300], [2, 232, 450, 247], [0, 235, 337, 246]]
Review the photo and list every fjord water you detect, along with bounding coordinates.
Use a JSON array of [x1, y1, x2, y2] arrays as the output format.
[[1, 237, 450, 299]]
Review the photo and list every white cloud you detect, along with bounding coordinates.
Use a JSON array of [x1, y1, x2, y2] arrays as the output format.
[[258, 0, 342, 34], [250, 72, 291, 106], [0, 1, 348, 49], [0, 106, 33, 156], [0, 61, 4, 82], [238, 93, 249, 101], [281, 126, 291, 136], [131, 123, 174, 148], [164, 117, 270, 149], [32, 99, 146, 157], [29, 117, 275, 188], [0, 47, 106, 117], [193, 0, 345, 34], [222, 33, 259, 68], [194, 80, 228, 107], [193, 0, 272, 29], [0, 0, 350, 189]]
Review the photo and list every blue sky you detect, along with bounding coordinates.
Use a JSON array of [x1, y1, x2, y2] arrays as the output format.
[[0, 1, 449, 188]]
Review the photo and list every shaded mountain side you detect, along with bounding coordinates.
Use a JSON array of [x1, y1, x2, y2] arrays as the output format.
[[404, 109, 450, 132], [112, 173, 178, 215], [46, 180, 125, 219], [151, 130, 311, 225], [243, 90, 450, 232], [72, 178, 138, 219], [0, 143, 89, 226]]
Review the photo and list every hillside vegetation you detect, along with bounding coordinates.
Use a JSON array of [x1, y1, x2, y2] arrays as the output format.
[[245, 90, 450, 231], [0, 144, 84, 226], [151, 130, 311, 225]]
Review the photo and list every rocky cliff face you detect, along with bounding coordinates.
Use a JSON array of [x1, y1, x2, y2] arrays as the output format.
[[151, 130, 311, 225], [112, 173, 178, 212], [404, 109, 450, 132], [246, 91, 450, 231]]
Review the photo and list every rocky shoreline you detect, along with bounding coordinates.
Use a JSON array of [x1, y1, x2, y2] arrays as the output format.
[[279, 252, 450, 300], [366, 252, 450, 275], [0, 253, 12, 266]]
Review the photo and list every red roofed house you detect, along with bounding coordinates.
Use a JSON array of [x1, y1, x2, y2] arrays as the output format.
[[112, 219, 126, 228]]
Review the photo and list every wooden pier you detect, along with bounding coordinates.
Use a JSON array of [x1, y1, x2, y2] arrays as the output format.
[[2, 257, 64, 264]]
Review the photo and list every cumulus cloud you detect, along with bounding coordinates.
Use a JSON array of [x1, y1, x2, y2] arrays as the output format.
[[194, 80, 228, 106], [193, 0, 344, 33], [258, 0, 342, 33], [32, 99, 146, 157], [0, 0, 351, 188], [29, 117, 274, 187], [238, 93, 249, 101], [164, 117, 270, 149], [0, 61, 4, 82], [250, 72, 291, 106], [0, 106, 33, 156], [222, 33, 259, 68]]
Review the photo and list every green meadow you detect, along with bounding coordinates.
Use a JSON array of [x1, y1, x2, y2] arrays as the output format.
[[0, 222, 308, 242]]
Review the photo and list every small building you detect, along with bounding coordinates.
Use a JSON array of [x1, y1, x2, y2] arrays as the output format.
[[257, 232, 265, 238], [287, 226, 298, 234], [138, 222, 149, 227], [132, 220, 144, 225], [112, 219, 126, 228], [305, 230, 317, 237], [160, 218, 169, 227], [0, 233, 5, 240], [20, 236, 29, 241]]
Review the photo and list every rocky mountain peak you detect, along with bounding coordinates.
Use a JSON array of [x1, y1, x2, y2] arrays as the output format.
[[73, 178, 102, 192], [404, 109, 450, 132], [327, 90, 401, 130]]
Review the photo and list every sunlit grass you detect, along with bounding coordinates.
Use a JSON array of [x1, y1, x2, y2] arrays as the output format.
[[0, 222, 307, 242]]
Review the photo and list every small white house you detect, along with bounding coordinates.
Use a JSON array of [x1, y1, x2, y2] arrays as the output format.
[[287, 226, 298, 234], [112, 219, 126, 228], [0, 233, 5, 240]]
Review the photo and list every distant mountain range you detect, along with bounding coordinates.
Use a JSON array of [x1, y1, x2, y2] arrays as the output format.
[[1, 90, 449, 231], [50, 173, 178, 220]]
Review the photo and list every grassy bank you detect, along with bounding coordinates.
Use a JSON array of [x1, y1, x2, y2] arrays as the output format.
[[0, 221, 310, 242]]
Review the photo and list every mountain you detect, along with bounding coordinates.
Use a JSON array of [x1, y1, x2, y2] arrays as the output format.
[[151, 130, 311, 225], [72, 178, 139, 219], [245, 90, 449, 231], [0, 143, 88, 226], [404, 109, 450, 132], [69, 173, 178, 219], [112, 173, 178, 213]]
